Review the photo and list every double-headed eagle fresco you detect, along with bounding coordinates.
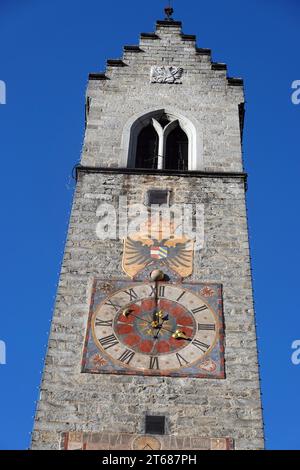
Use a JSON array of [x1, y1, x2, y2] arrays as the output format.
[[122, 215, 194, 278]]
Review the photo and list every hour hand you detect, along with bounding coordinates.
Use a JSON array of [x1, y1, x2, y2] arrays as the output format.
[[122, 308, 133, 317], [172, 329, 190, 340], [151, 311, 167, 329], [154, 310, 168, 321]]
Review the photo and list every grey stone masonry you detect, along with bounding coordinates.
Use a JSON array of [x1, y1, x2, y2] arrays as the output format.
[[31, 19, 264, 450], [83, 20, 244, 172]]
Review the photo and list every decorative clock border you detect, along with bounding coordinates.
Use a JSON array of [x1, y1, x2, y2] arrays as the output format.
[[81, 279, 225, 379]]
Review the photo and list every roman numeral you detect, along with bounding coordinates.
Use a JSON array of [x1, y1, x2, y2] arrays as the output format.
[[176, 353, 189, 367], [158, 285, 165, 297], [176, 291, 186, 302], [192, 305, 208, 314], [123, 289, 138, 302], [149, 356, 159, 370], [149, 285, 156, 297], [192, 339, 210, 353], [95, 318, 113, 327], [99, 334, 119, 350], [105, 299, 121, 311], [118, 349, 135, 365], [198, 323, 215, 331]]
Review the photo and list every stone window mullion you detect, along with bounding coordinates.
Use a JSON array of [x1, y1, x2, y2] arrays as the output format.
[[152, 118, 164, 170]]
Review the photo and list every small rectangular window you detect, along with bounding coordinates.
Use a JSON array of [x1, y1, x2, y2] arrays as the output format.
[[146, 189, 169, 206], [145, 415, 165, 435]]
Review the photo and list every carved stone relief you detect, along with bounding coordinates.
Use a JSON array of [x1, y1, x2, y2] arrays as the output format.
[[150, 66, 183, 84]]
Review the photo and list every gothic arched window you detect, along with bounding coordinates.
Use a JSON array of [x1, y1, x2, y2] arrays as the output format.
[[129, 112, 195, 170], [165, 125, 188, 170], [135, 124, 159, 169]]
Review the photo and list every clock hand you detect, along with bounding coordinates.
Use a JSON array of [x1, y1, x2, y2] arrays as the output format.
[[148, 328, 163, 356], [155, 318, 192, 340], [149, 334, 160, 356], [152, 310, 168, 327], [123, 308, 190, 340], [149, 270, 165, 323], [149, 315, 170, 357], [153, 314, 168, 340], [171, 330, 191, 341], [123, 308, 168, 331], [153, 280, 159, 323]]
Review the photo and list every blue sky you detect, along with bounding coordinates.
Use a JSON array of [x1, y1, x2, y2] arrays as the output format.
[[0, 0, 299, 450]]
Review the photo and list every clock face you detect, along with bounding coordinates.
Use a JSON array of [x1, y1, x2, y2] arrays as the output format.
[[82, 279, 225, 378], [92, 283, 217, 372]]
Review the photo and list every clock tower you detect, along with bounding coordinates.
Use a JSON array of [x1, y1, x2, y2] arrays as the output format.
[[32, 11, 264, 451]]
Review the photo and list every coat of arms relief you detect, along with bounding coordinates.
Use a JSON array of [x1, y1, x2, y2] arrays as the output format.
[[150, 66, 184, 84]]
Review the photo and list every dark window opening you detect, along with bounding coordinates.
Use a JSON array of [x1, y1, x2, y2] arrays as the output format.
[[158, 114, 171, 128], [145, 415, 165, 435], [146, 189, 169, 206], [135, 124, 158, 169], [165, 125, 188, 170]]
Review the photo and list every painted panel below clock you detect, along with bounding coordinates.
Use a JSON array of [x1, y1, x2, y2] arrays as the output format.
[[62, 432, 234, 450]]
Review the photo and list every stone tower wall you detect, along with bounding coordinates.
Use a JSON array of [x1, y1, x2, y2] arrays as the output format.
[[31, 20, 264, 450]]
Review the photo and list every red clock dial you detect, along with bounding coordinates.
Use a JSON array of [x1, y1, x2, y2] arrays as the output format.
[[114, 298, 196, 356]]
